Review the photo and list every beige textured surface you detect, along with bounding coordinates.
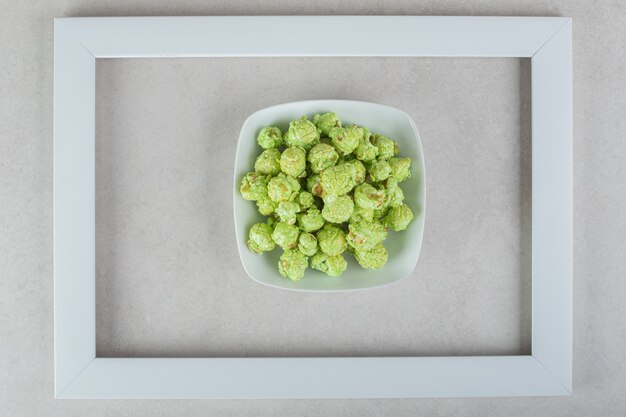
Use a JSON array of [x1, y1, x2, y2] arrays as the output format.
[[1, 0, 625, 416]]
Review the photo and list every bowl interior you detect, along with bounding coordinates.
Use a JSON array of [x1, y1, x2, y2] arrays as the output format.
[[234, 100, 425, 292]]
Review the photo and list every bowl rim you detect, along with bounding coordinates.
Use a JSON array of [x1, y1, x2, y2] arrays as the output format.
[[233, 99, 426, 292]]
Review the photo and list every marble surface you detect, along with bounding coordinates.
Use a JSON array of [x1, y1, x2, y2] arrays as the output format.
[[1, 1, 625, 416], [95, 57, 531, 358]]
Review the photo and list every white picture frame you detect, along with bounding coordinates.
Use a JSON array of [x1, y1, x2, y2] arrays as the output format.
[[54, 16, 572, 399]]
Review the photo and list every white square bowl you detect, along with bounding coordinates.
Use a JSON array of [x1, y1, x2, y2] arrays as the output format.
[[233, 100, 425, 292]]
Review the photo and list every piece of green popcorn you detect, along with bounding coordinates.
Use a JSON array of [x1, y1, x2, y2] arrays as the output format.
[[321, 195, 354, 224], [247, 223, 275, 254], [256, 126, 283, 149], [322, 253, 347, 277], [382, 177, 405, 207], [297, 208, 325, 233], [316, 224, 348, 256], [313, 112, 342, 136], [308, 143, 339, 173], [353, 243, 388, 270], [296, 191, 315, 210], [345, 125, 366, 145], [368, 160, 391, 182], [373, 206, 390, 220], [254, 148, 281, 175], [298, 232, 318, 257], [389, 186, 405, 207], [341, 159, 366, 185], [267, 173, 301, 202], [384, 203, 414, 231], [354, 138, 379, 162], [278, 249, 308, 281], [310, 252, 347, 277], [371, 133, 398, 160], [284, 116, 320, 149], [307, 173, 324, 197], [319, 164, 355, 196], [353, 183, 386, 210], [362, 126, 372, 141], [275, 201, 301, 225], [271, 221, 300, 249], [310, 251, 327, 271], [329, 125, 362, 155], [239, 172, 269, 201], [256, 195, 278, 216], [384, 176, 398, 189], [279, 146, 306, 177], [266, 216, 278, 228], [347, 219, 388, 250], [349, 206, 374, 223], [388, 157, 411, 182]]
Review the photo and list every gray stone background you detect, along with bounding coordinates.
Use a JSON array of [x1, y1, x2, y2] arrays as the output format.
[[95, 57, 532, 359], [1, 1, 625, 416]]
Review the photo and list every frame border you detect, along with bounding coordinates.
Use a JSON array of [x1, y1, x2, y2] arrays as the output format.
[[54, 16, 572, 399]]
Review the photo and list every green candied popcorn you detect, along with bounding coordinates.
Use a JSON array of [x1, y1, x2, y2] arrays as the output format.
[[329, 125, 362, 155], [388, 157, 411, 182], [278, 249, 308, 281], [384, 176, 397, 190], [313, 112, 342, 136], [308, 143, 339, 173], [279, 146, 306, 177], [256, 195, 277, 216], [316, 224, 348, 256], [247, 223, 275, 254], [298, 232, 318, 257], [240, 172, 269, 201], [320, 164, 355, 196], [307, 173, 324, 197], [373, 206, 390, 220], [296, 191, 315, 210], [257, 126, 283, 149], [382, 177, 405, 207], [362, 126, 372, 142], [310, 251, 328, 271], [389, 185, 405, 207], [353, 243, 388, 270], [243, 114, 414, 280], [368, 160, 392, 182], [267, 173, 301, 202], [371, 133, 398, 160], [284, 116, 320, 150], [345, 125, 366, 145], [384, 203, 414, 231], [347, 220, 388, 251], [275, 201, 300, 225], [266, 216, 278, 228], [322, 253, 347, 277], [310, 252, 347, 277], [321, 195, 354, 224], [354, 183, 386, 210], [349, 206, 374, 223], [254, 148, 281, 175], [354, 138, 379, 162], [297, 208, 325, 233], [271, 221, 300, 250], [341, 159, 366, 185]]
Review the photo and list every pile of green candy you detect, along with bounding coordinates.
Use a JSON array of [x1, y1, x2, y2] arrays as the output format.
[[240, 112, 414, 281]]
